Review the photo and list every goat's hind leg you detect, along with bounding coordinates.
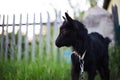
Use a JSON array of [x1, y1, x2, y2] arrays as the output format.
[[99, 54, 110, 80], [98, 65, 110, 80], [88, 67, 97, 80]]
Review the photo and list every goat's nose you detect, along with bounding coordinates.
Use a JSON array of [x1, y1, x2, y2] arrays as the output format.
[[55, 39, 59, 47], [55, 39, 61, 48]]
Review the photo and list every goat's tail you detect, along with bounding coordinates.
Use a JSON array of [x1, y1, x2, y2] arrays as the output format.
[[105, 37, 111, 45]]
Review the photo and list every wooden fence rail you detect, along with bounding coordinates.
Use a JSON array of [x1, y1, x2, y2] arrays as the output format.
[[112, 5, 120, 46], [0, 12, 63, 61]]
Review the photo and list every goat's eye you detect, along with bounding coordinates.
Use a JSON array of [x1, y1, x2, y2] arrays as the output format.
[[62, 30, 68, 35]]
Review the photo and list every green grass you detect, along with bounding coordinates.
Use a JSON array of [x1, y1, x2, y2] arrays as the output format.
[[0, 57, 71, 80]]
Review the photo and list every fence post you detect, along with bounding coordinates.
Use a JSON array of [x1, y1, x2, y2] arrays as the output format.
[[11, 14, 15, 60], [0, 15, 5, 60], [32, 13, 36, 61], [39, 13, 43, 56], [18, 14, 22, 60], [57, 11, 62, 62], [53, 12, 57, 41], [53, 11, 58, 60], [46, 12, 51, 57], [112, 5, 120, 46], [25, 14, 29, 60], [5, 15, 9, 61]]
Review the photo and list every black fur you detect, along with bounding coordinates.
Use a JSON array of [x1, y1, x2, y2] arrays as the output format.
[[55, 13, 110, 80]]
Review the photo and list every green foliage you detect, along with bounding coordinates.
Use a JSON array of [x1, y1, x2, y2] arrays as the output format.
[[109, 46, 120, 80]]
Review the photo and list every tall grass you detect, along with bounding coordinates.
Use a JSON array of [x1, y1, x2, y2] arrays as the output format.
[[0, 46, 120, 80]]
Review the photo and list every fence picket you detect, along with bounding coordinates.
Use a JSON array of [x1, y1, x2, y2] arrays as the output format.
[[25, 14, 28, 60], [0, 15, 5, 60], [53, 11, 58, 59], [112, 5, 120, 45], [39, 13, 43, 55], [57, 11, 62, 62], [5, 15, 9, 61], [32, 13, 36, 61], [18, 14, 22, 60], [46, 12, 51, 56], [11, 14, 15, 60]]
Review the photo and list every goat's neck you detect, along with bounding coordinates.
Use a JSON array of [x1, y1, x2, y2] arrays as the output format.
[[72, 37, 88, 55]]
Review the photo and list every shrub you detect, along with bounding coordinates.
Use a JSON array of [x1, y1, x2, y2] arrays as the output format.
[[109, 46, 120, 80]]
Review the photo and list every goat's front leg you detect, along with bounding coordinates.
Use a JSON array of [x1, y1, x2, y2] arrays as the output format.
[[71, 66, 80, 80], [71, 54, 80, 80], [88, 66, 97, 80]]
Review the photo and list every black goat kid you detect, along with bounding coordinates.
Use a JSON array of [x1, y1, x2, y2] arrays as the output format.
[[55, 13, 110, 80]]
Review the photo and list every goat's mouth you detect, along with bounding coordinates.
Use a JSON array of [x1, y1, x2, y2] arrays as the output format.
[[56, 44, 62, 48], [55, 40, 71, 48], [55, 41, 63, 48]]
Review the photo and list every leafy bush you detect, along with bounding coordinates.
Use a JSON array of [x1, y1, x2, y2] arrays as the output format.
[[109, 46, 120, 80]]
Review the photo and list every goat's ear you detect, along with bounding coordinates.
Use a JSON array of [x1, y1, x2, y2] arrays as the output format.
[[62, 16, 66, 21], [65, 12, 73, 22]]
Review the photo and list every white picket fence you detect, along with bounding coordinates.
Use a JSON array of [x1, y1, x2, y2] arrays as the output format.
[[0, 12, 64, 61]]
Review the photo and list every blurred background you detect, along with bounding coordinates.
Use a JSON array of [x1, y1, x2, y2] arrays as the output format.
[[0, 0, 120, 80]]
